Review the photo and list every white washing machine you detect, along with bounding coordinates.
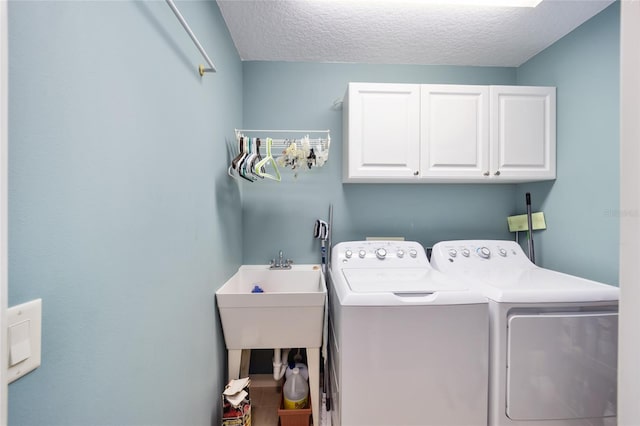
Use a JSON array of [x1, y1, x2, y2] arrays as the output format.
[[431, 240, 619, 426], [328, 240, 489, 426]]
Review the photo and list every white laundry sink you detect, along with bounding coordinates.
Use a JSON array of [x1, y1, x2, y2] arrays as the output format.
[[216, 264, 326, 349]]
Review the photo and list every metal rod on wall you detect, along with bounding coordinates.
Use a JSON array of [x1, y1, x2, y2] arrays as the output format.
[[165, 0, 217, 76]]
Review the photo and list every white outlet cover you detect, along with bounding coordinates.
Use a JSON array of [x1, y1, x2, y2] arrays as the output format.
[[7, 299, 41, 383]]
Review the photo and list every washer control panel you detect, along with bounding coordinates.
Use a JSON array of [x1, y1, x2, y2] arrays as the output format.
[[332, 240, 429, 267], [430, 240, 532, 272]]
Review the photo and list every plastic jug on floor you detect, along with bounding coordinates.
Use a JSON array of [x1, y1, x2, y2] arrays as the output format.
[[283, 367, 309, 409]]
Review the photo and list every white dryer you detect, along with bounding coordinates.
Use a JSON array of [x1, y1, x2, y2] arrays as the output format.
[[328, 240, 489, 426], [431, 240, 619, 426]]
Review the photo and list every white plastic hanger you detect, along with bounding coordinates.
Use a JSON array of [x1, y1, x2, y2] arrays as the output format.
[[254, 138, 281, 181]]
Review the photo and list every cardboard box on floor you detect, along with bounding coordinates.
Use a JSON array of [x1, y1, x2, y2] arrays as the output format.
[[222, 377, 251, 426]]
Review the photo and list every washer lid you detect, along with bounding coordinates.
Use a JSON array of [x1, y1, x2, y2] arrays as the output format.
[[342, 268, 467, 293]]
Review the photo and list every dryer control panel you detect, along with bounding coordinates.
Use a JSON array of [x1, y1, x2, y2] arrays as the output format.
[[332, 240, 429, 268], [431, 240, 534, 272]]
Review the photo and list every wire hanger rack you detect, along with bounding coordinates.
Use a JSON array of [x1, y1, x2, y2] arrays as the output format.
[[229, 129, 331, 182]]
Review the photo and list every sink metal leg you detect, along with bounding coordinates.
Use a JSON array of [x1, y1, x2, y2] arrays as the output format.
[[307, 347, 320, 426]]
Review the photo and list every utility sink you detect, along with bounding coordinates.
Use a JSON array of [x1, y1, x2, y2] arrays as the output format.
[[216, 264, 326, 426], [216, 264, 326, 350]]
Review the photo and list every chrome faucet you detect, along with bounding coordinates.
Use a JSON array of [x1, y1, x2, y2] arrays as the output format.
[[270, 250, 293, 269]]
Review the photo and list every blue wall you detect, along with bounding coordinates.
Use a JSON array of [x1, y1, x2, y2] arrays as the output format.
[[8, 1, 242, 424], [516, 2, 620, 284], [241, 62, 518, 264], [6, 0, 621, 424]]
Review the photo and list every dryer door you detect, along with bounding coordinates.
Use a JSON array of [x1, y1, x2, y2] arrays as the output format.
[[506, 311, 617, 421]]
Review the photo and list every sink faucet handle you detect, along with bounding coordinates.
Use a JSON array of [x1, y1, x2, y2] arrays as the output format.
[[270, 251, 292, 269]]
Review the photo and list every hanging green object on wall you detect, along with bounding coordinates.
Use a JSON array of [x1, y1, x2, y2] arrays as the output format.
[[507, 212, 547, 232]]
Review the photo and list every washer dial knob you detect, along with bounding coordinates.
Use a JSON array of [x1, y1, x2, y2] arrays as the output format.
[[358, 250, 366, 259], [477, 247, 491, 259], [345, 249, 353, 259], [409, 249, 418, 258], [499, 248, 507, 257], [448, 249, 457, 258], [397, 249, 405, 258], [462, 248, 470, 257], [375, 248, 387, 260]]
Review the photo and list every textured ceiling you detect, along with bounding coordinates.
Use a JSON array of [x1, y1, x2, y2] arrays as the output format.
[[216, 0, 614, 67]]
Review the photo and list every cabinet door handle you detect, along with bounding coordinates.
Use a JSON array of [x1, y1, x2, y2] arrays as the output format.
[[483, 171, 490, 176], [413, 171, 419, 176], [494, 171, 501, 176]]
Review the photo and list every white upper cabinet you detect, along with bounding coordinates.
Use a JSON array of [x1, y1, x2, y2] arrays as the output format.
[[490, 86, 556, 181], [420, 85, 489, 179], [343, 83, 420, 181], [343, 82, 556, 183]]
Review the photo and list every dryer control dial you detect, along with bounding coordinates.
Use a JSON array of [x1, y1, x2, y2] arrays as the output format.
[[448, 249, 457, 258], [375, 248, 387, 260], [345, 249, 353, 259], [499, 248, 507, 257], [409, 249, 418, 258], [462, 248, 470, 257], [358, 250, 366, 259], [397, 249, 405, 258], [477, 247, 491, 259]]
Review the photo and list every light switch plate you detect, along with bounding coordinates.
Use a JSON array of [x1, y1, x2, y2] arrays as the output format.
[[7, 299, 41, 383]]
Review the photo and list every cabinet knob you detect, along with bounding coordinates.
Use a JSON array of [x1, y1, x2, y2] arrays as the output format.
[[494, 171, 501, 176], [413, 171, 419, 176], [483, 171, 490, 176]]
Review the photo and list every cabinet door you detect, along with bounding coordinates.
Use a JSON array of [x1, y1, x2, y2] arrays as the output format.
[[343, 83, 420, 182], [490, 86, 556, 181], [420, 85, 489, 180]]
